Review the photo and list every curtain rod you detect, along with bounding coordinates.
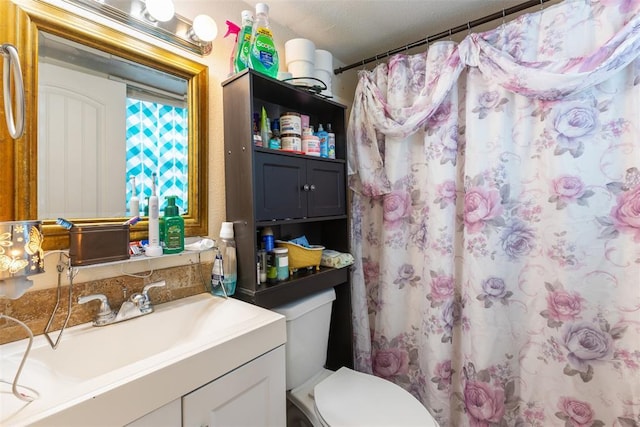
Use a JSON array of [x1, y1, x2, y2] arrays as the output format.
[[333, 0, 552, 75]]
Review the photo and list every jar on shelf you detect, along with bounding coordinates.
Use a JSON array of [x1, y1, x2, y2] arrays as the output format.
[[273, 247, 289, 281]]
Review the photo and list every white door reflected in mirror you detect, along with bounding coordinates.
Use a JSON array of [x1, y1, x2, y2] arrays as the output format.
[[37, 31, 189, 220]]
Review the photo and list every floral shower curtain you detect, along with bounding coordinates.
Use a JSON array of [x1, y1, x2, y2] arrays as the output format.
[[348, 1, 640, 426]]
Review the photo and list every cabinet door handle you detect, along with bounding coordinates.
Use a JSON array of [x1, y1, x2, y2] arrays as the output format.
[[303, 184, 310, 191], [309, 184, 316, 191]]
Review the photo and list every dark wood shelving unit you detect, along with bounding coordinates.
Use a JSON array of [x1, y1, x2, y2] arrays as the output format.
[[222, 69, 352, 369]]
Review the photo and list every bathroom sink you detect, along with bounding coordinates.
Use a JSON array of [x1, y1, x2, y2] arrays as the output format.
[[0, 293, 285, 426], [25, 295, 259, 380]]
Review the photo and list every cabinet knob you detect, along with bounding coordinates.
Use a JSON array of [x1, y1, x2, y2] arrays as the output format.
[[303, 184, 310, 191], [309, 184, 316, 191]]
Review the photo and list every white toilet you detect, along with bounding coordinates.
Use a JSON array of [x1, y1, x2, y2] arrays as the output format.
[[272, 288, 439, 427]]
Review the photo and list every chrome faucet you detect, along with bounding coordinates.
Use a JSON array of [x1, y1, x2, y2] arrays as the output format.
[[78, 280, 166, 326]]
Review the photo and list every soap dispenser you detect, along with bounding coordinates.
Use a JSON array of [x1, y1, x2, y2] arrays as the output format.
[[162, 196, 184, 254]]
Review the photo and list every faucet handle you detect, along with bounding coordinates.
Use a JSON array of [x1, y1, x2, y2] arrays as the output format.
[[143, 280, 166, 296], [78, 293, 116, 326], [139, 280, 166, 313]]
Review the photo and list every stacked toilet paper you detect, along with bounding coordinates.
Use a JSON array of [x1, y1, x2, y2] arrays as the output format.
[[284, 38, 332, 97]]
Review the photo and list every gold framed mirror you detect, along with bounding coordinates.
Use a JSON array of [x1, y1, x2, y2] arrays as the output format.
[[0, 0, 208, 250]]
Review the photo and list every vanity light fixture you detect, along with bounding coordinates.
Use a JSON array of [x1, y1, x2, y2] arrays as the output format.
[[61, 0, 215, 56], [143, 0, 175, 23], [189, 14, 218, 43], [0, 221, 45, 299]]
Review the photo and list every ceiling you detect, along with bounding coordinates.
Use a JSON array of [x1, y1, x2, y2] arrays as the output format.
[[240, 0, 560, 71]]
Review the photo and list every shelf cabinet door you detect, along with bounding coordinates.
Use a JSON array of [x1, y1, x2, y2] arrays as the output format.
[[255, 152, 306, 221], [255, 152, 346, 221], [306, 158, 345, 217]]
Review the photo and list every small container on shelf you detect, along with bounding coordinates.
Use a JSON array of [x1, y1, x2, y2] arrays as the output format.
[[275, 240, 324, 273]]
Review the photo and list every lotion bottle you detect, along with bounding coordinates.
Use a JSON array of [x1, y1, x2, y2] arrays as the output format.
[[146, 173, 163, 257]]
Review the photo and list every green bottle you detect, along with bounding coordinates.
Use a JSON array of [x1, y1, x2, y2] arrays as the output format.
[[235, 10, 254, 73], [162, 196, 184, 254], [249, 3, 279, 78]]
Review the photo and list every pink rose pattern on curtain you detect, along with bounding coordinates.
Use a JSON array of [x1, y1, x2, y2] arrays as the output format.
[[348, 1, 640, 426]]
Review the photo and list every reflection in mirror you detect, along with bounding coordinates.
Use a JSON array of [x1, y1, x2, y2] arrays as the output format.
[[37, 32, 190, 220]]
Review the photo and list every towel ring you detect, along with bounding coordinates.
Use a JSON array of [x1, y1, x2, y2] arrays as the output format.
[[1, 43, 25, 139]]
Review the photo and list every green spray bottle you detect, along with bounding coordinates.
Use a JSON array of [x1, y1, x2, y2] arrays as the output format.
[[235, 10, 254, 73], [224, 20, 241, 76], [249, 3, 279, 79]]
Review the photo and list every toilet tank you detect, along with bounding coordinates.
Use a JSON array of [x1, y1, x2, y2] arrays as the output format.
[[271, 288, 336, 390]]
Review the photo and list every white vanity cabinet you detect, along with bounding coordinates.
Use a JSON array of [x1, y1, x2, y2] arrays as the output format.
[[127, 346, 285, 427], [183, 346, 286, 426], [1, 294, 287, 427], [126, 399, 181, 427]]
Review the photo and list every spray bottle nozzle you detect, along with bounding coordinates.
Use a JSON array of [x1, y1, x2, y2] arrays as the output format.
[[224, 20, 241, 42]]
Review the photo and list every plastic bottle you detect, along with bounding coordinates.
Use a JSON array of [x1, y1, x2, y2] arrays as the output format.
[[146, 173, 163, 257], [211, 222, 237, 296], [235, 10, 254, 73], [162, 196, 184, 254], [327, 123, 336, 159], [261, 227, 274, 251], [249, 3, 279, 78], [269, 118, 281, 149], [224, 20, 241, 76], [129, 176, 139, 217], [316, 124, 329, 158]]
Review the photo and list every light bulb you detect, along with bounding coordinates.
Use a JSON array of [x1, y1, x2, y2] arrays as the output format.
[[144, 0, 175, 23], [191, 15, 218, 42]]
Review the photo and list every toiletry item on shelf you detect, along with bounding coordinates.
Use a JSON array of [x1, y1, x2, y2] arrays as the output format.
[[302, 133, 320, 156], [146, 173, 163, 257], [253, 112, 263, 147], [235, 10, 254, 73], [249, 3, 279, 78], [211, 222, 237, 296], [269, 118, 281, 149], [327, 123, 336, 159], [224, 20, 241, 76], [129, 176, 140, 217], [273, 247, 289, 281], [162, 196, 184, 254], [260, 106, 271, 145], [316, 123, 328, 158], [257, 248, 267, 284], [261, 226, 274, 251]]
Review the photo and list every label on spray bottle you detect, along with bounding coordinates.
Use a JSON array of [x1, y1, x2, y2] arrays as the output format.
[[250, 27, 279, 78]]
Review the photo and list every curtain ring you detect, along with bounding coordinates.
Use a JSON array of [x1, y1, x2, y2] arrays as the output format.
[[448, 28, 452, 40]]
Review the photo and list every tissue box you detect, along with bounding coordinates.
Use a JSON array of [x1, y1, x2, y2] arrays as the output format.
[[69, 224, 130, 266]]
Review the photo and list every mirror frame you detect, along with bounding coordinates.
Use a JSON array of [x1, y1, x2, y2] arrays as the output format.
[[0, 0, 209, 250]]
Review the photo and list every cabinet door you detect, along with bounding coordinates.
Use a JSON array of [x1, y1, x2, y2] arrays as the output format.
[[182, 346, 286, 427], [306, 159, 345, 217], [255, 152, 306, 221]]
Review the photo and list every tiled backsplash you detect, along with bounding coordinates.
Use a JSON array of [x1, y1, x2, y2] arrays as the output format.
[[0, 261, 212, 345]]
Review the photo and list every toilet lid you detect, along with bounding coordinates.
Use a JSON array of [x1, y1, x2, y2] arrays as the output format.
[[314, 367, 439, 427]]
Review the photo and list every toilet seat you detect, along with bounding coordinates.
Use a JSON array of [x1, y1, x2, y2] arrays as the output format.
[[313, 367, 439, 427]]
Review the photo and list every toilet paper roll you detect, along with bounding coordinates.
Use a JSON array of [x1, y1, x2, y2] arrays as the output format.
[[315, 69, 332, 96], [288, 60, 315, 86], [285, 38, 316, 65], [314, 49, 333, 72]]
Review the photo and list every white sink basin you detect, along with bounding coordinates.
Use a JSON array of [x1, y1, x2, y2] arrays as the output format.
[[0, 293, 285, 426]]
